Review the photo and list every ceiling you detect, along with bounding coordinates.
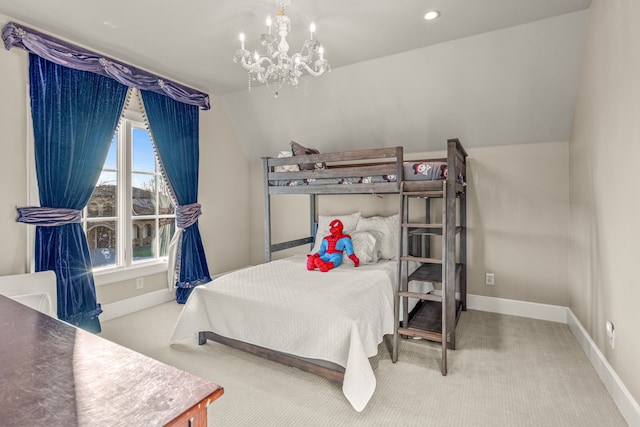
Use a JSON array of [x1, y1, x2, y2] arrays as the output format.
[[0, 0, 592, 97]]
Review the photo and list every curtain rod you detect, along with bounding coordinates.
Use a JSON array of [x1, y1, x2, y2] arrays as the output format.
[[2, 22, 210, 110]]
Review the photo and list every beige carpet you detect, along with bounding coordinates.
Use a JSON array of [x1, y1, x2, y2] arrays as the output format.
[[100, 302, 627, 426]]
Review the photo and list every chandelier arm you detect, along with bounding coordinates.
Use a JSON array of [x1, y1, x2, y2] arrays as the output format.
[[237, 52, 253, 71], [238, 54, 272, 72], [255, 56, 275, 68], [297, 61, 329, 77], [253, 57, 277, 83], [236, 49, 274, 65], [253, 69, 271, 83]]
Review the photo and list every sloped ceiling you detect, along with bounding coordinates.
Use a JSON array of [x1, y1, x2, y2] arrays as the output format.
[[0, 0, 591, 159], [225, 11, 589, 159]]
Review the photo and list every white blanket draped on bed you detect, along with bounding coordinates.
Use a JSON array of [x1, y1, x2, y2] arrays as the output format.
[[170, 254, 430, 412]]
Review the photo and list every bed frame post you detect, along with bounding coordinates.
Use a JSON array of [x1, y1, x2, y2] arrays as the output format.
[[310, 195, 316, 251], [263, 157, 272, 262]]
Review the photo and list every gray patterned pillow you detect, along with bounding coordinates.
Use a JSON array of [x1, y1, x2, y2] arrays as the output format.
[[290, 141, 325, 170]]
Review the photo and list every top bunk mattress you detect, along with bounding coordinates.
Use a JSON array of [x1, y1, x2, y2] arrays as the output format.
[[269, 160, 449, 187]]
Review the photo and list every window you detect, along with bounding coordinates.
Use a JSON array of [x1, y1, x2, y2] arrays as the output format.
[[83, 101, 176, 272]]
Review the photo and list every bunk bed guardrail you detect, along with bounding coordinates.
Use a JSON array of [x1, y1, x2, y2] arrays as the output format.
[[262, 146, 404, 262]]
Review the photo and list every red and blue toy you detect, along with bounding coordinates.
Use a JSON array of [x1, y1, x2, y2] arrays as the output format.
[[307, 219, 360, 272]]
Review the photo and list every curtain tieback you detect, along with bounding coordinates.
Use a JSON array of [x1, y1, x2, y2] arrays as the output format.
[[176, 203, 201, 229], [16, 206, 82, 226]]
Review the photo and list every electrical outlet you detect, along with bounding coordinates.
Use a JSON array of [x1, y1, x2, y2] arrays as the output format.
[[606, 321, 615, 349], [136, 277, 144, 289], [485, 273, 495, 285]]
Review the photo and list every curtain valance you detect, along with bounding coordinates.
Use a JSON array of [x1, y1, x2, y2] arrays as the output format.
[[2, 22, 210, 110]]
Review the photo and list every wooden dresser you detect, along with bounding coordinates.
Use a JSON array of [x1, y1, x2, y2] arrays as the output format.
[[0, 294, 223, 426]]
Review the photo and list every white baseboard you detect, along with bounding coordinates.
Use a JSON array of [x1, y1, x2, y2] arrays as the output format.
[[467, 294, 569, 323], [468, 293, 639, 427], [100, 289, 174, 322], [566, 309, 640, 427]]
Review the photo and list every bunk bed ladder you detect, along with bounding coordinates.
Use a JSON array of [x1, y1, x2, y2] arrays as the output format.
[[392, 140, 467, 376]]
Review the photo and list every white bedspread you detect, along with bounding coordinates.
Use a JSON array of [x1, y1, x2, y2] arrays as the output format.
[[170, 255, 430, 412]]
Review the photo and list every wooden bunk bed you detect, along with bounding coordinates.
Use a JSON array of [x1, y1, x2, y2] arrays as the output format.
[[171, 140, 467, 411]]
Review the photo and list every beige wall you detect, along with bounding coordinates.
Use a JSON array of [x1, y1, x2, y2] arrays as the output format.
[[0, 14, 251, 304], [0, 26, 29, 275], [198, 100, 251, 275], [466, 143, 569, 304], [251, 142, 569, 306], [569, 0, 640, 404], [97, 272, 167, 305]]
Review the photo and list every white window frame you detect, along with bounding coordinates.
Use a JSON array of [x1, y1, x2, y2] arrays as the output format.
[[92, 109, 176, 285]]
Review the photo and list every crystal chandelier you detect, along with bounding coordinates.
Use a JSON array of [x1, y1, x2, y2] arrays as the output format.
[[233, 0, 330, 97]]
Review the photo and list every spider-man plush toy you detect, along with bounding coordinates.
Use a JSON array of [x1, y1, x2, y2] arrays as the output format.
[[307, 219, 360, 272]]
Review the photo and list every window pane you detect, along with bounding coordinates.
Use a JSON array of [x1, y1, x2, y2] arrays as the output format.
[[132, 219, 156, 261], [87, 172, 117, 218], [132, 128, 155, 173], [103, 134, 117, 170], [132, 173, 156, 216], [87, 221, 117, 268], [159, 178, 174, 215], [159, 218, 175, 257]]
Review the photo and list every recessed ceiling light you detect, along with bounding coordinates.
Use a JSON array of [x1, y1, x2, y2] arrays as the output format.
[[424, 10, 440, 21]]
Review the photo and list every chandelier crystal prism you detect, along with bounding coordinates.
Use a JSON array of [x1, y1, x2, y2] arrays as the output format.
[[233, 0, 330, 97]]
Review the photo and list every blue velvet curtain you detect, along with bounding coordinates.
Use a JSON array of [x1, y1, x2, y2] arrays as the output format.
[[140, 90, 211, 304], [27, 54, 128, 332]]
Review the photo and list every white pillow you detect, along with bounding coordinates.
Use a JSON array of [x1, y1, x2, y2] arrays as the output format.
[[274, 151, 300, 172], [350, 230, 383, 264], [312, 212, 361, 253], [356, 214, 399, 260]]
